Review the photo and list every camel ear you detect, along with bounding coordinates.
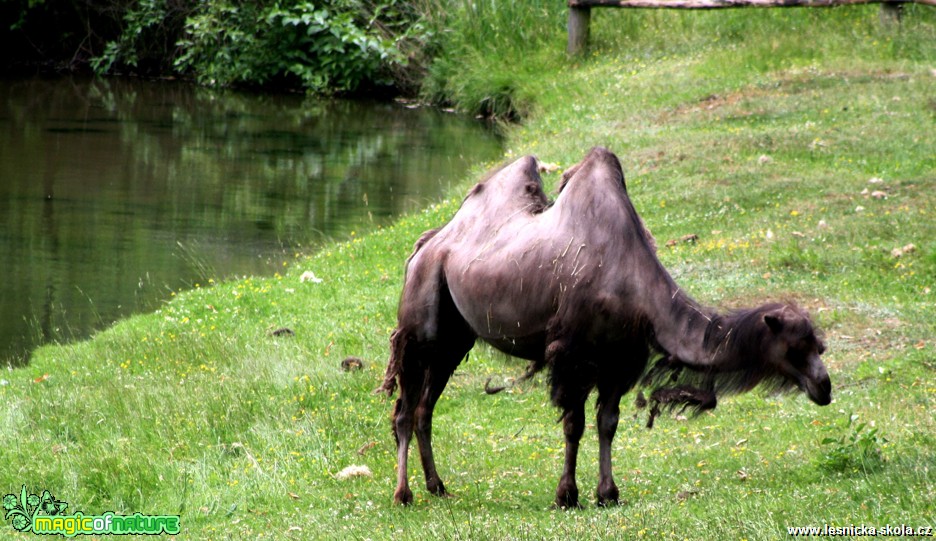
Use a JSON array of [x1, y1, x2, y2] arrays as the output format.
[[764, 313, 784, 334]]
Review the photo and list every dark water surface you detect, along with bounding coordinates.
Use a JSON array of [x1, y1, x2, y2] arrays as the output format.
[[0, 77, 502, 364]]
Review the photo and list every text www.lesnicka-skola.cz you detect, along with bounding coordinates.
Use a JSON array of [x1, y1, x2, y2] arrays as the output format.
[[788, 524, 934, 537]]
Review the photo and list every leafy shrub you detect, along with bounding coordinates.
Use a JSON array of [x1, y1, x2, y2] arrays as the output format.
[[176, 1, 409, 92], [817, 413, 888, 475], [90, 0, 190, 74], [90, 0, 427, 94]]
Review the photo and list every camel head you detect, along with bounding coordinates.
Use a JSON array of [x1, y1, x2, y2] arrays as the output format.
[[757, 304, 831, 406], [640, 302, 831, 428]]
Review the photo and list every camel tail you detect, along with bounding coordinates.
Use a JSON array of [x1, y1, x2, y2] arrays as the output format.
[[375, 228, 442, 396], [375, 328, 406, 396]]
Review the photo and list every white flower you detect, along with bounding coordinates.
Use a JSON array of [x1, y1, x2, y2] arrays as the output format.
[[300, 271, 323, 284], [335, 465, 372, 480]]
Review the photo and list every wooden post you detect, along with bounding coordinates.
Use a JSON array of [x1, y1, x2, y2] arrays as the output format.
[[879, 1, 903, 26], [568, 5, 592, 55]]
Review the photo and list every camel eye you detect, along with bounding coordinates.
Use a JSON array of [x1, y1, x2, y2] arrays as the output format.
[[787, 348, 807, 367], [806, 335, 826, 356]]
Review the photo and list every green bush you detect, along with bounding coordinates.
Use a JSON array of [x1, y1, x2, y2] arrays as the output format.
[[818, 413, 888, 475], [174, 1, 422, 93], [89, 0, 189, 74], [88, 0, 427, 93]]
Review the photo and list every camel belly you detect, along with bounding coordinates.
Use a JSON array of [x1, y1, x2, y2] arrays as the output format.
[[451, 286, 555, 343], [442, 226, 588, 349], [480, 333, 547, 361], [446, 263, 557, 346]]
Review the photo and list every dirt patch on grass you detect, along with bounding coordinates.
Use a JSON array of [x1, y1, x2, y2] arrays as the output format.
[[658, 88, 777, 123], [658, 69, 918, 125]]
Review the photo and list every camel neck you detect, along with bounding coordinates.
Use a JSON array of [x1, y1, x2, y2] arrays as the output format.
[[641, 271, 726, 370]]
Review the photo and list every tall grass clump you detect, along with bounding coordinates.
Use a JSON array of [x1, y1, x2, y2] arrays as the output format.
[[419, 0, 569, 119]]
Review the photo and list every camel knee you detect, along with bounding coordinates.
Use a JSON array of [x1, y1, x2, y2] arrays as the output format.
[[597, 408, 620, 439], [414, 404, 433, 434], [562, 409, 586, 441], [393, 403, 415, 440], [394, 414, 413, 437]]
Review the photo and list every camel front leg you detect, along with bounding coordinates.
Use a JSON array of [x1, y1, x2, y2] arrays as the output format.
[[596, 387, 623, 506]]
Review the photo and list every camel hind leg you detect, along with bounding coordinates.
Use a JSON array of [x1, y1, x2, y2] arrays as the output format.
[[547, 338, 592, 509], [388, 330, 419, 505], [390, 335, 473, 504], [388, 275, 475, 505], [555, 399, 587, 508], [414, 343, 469, 497], [595, 380, 624, 506]]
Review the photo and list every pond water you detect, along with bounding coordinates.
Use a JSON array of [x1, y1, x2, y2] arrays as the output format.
[[0, 77, 502, 365]]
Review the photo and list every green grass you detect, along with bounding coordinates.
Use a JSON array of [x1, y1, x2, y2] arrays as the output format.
[[2, 5, 935, 540]]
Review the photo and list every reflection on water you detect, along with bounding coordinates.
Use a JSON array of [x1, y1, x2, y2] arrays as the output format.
[[0, 77, 502, 365]]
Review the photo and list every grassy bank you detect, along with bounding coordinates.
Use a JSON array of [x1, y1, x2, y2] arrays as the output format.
[[3, 6, 935, 540]]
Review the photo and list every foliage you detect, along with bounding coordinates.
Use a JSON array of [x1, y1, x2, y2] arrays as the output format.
[[89, 0, 190, 74], [170, 1, 425, 93], [7, 0, 429, 94], [1, 0, 128, 70], [421, 3, 936, 116], [818, 413, 888, 475], [419, 0, 568, 119]]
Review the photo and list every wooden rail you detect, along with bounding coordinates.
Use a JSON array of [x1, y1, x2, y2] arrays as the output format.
[[568, 0, 934, 54]]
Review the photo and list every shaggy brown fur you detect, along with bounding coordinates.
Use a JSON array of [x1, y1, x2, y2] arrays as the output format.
[[378, 148, 830, 508]]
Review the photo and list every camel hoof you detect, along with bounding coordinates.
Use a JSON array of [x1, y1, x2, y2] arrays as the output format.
[[554, 487, 580, 509], [596, 484, 619, 507], [394, 487, 414, 506], [427, 479, 448, 497]]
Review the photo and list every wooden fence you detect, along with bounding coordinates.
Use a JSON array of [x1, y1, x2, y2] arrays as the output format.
[[568, 0, 936, 54]]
